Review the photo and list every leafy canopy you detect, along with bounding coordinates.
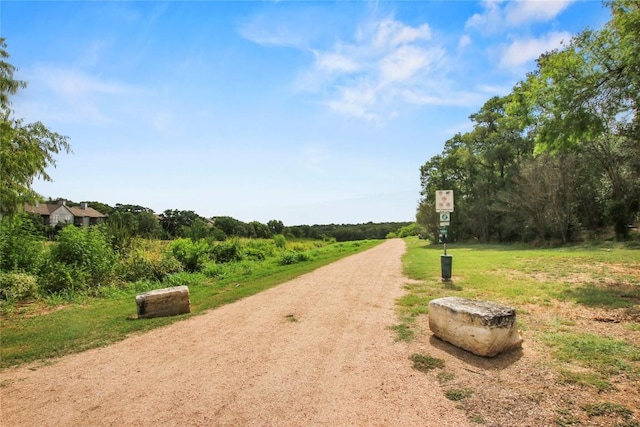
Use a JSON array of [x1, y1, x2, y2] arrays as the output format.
[[0, 38, 71, 217]]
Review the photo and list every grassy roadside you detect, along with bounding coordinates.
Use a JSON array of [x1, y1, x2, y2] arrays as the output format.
[[0, 239, 381, 369], [397, 237, 640, 425]]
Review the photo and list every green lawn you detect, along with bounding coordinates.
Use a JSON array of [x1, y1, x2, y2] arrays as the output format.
[[399, 237, 640, 394]]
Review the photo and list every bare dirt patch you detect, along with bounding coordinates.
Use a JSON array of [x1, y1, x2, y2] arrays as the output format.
[[408, 299, 640, 426]]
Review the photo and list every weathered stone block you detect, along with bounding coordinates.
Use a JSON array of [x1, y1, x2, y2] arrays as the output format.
[[428, 297, 522, 357], [136, 286, 191, 319]]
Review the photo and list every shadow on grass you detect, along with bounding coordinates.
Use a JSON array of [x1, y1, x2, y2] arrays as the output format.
[[442, 280, 463, 291], [417, 243, 528, 252], [428, 334, 523, 370], [563, 283, 640, 309]]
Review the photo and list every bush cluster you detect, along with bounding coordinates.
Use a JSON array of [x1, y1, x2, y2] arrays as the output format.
[[0, 215, 325, 305]]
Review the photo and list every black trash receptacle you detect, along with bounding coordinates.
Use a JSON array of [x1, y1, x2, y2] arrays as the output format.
[[441, 255, 453, 281]]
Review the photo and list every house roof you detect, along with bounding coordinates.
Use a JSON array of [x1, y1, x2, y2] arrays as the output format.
[[68, 206, 106, 218], [23, 203, 58, 216], [24, 202, 106, 218]]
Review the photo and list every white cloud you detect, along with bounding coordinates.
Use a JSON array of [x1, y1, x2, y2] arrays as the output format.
[[458, 34, 472, 50], [315, 50, 360, 73], [290, 16, 459, 121], [379, 45, 434, 84], [36, 66, 128, 100], [466, 0, 574, 33], [465, 0, 504, 33], [505, 0, 573, 26], [370, 18, 431, 49], [18, 66, 147, 125], [325, 85, 380, 121], [500, 31, 571, 67]]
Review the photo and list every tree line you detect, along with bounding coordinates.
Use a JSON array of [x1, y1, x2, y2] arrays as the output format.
[[24, 198, 414, 243], [417, 0, 640, 244]]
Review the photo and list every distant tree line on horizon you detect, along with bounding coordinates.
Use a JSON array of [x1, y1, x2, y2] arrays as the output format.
[[25, 198, 415, 243], [417, 0, 640, 244]]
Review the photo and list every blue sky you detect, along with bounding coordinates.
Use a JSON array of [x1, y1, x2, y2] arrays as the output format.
[[3, 1, 609, 226]]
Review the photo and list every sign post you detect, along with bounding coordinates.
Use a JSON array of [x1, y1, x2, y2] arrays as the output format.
[[436, 190, 454, 282]]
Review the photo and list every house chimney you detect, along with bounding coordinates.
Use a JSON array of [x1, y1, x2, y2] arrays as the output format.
[[81, 202, 88, 210]]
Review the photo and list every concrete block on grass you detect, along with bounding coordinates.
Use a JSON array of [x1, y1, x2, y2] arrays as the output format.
[[428, 297, 522, 357], [136, 286, 191, 319]]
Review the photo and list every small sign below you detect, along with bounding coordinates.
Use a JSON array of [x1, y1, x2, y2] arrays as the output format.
[[436, 190, 454, 212], [440, 212, 450, 222], [440, 221, 450, 227]]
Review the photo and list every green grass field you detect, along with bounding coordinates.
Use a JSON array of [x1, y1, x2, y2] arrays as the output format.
[[402, 238, 640, 309], [399, 237, 640, 422]]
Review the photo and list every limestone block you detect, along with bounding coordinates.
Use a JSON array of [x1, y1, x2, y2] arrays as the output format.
[[136, 286, 191, 319], [428, 297, 522, 357]]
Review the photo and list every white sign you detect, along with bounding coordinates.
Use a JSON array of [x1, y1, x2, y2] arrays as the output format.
[[436, 190, 454, 212], [440, 221, 450, 227]]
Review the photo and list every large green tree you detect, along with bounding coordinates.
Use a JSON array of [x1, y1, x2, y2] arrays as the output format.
[[418, 0, 639, 242], [0, 38, 70, 217]]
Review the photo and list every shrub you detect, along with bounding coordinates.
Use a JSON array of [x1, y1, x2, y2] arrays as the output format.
[[0, 272, 39, 301], [273, 234, 286, 249], [279, 251, 298, 265], [244, 247, 265, 261], [170, 238, 210, 272], [49, 225, 118, 289], [120, 247, 182, 282], [245, 238, 277, 258], [295, 252, 311, 262], [211, 239, 243, 263], [0, 214, 46, 274], [38, 259, 89, 294]]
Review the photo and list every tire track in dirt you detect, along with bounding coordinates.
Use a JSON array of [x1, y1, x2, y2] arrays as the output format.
[[0, 239, 470, 426]]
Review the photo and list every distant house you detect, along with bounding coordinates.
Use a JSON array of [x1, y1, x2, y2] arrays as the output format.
[[23, 200, 106, 227]]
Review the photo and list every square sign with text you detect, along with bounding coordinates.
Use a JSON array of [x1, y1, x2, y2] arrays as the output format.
[[436, 190, 454, 212]]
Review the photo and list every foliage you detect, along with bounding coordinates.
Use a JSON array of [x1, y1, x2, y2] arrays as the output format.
[[417, 2, 640, 242], [395, 223, 423, 238], [38, 258, 89, 294], [278, 250, 311, 265], [163, 271, 206, 288], [0, 213, 46, 274], [0, 38, 71, 217], [160, 209, 202, 239], [210, 239, 244, 263], [169, 238, 210, 272], [119, 242, 182, 282], [47, 225, 118, 290], [267, 219, 285, 235], [273, 234, 287, 249], [0, 272, 39, 301]]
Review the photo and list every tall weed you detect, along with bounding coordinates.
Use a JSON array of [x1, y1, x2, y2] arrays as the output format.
[[0, 214, 46, 274], [46, 225, 118, 290], [170, 238, 210, 272]]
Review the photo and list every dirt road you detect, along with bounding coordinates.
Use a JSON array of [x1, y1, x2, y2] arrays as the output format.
[[1, 239, 470, 426]]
